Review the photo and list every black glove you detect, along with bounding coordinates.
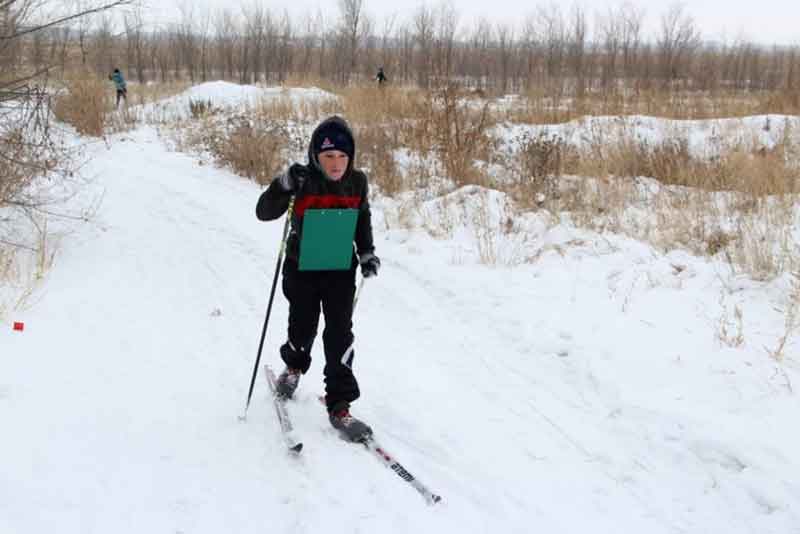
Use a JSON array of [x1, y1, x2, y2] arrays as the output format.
[[360, 253, 380, 278], [277, 164, 307, 193]]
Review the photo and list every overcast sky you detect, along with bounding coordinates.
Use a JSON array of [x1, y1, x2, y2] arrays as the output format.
[[148, 0, 799, 46]]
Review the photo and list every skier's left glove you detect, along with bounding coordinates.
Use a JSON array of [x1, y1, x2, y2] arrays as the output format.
[[359, 253, 380, 278]]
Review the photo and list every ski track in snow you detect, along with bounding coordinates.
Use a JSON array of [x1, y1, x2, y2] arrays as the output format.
[[1, 123, 799, 534]]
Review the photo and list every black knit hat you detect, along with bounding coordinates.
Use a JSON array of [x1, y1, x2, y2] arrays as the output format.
[[312, 122, 354, 161]]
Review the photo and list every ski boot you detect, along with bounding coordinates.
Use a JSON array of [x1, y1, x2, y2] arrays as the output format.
[[329, 402, 373, 442], [274, 367, 301, 399]]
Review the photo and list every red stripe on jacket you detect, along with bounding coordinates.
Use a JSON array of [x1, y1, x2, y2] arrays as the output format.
[[294, 195, 361, 217]]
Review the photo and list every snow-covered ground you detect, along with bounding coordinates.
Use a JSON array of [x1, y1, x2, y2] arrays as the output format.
[[497, 113, 800, 158], [139, 81, 337, 121], [2, 84, 800, 533]]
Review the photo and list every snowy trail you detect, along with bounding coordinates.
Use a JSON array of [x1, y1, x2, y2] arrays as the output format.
[[2, 126, 800, 534]]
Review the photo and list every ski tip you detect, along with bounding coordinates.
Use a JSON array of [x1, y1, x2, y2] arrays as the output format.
[[289, 443, 303, 454]]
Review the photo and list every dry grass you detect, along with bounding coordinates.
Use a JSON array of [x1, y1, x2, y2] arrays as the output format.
[[564, 128, 799, 197], [338, 84, 497, 191], [504, 131, 578, 209], [208, 120, 289, 186], [168, 110, 293, 186], [503, 88, 800, 125], [0, 127, 44, 206], [769, 272, 800, 362], [53, 73, 108, 137], [150, 79, 800, 280], [354, 123, 403, 195], [0, 247, 15, 321], [128, 81, 192, 107]]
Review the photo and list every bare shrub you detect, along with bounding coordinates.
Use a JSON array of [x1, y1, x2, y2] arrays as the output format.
[[508, 131, 577, 208], [717, 298, 745, 348], [129, 81, 191, 107], [339, 85, 426, 126], [574, 130, 799, 197], [705, 229, 733, 256], [431, 85, 496, 187], [53, 74, 108, 136], [769, 272, 800, 362], [339, 85, 496, 191], [204, 118, 289, 185], [189, 98, 215, 118], [507, 89, 800, 125], [355, 123, 402, 195]]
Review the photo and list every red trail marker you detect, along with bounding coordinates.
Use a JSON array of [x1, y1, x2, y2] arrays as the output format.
[[13, 322, 24, 332]]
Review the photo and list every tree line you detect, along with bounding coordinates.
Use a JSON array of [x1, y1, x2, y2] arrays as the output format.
[[3, 0, 800, 96]]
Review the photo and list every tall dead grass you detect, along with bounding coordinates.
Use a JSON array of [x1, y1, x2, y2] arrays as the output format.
[[53, 74, 108, 136], [203, 118, 289, 185], [504, 88, 800, 125], [496, 118, 799, 279], [129, 81, 192, 107], [156, 80, 800, 280], [338, 84, 497, 192]]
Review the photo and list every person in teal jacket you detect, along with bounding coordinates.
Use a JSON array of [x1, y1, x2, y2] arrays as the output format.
[[108, 68, 127, 108]]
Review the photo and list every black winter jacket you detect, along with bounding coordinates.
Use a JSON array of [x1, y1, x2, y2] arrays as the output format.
[[255, 117, 375, 265]]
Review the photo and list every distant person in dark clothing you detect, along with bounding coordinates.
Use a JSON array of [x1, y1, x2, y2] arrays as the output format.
[[375, 67, 388, 86], [109, 68, 127, 109]]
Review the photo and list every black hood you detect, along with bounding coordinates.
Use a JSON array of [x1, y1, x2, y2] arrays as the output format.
[[308, 116, 356, 180]]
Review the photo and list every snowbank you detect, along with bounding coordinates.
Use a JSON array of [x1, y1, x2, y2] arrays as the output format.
[[496, 114, 800, 158], [140, 80, 337, 120]]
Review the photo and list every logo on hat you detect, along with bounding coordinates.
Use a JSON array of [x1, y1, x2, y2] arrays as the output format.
[[321, 137, 335, 150]]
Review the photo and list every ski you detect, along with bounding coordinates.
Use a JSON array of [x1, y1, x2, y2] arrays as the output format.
[[264, 365, 303, 454], [360, 435, 442, 505], [319, 396, 441, 505]]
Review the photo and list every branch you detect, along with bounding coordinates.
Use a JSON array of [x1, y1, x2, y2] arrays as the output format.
[[0, 65, 56, 92], [0, 237, 37, 253], [0, 1, 133, 41], [0, 149, 55, 174]]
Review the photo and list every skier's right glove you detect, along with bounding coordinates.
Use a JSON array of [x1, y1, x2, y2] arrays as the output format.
[[359, 253, 381, 278], [277, 164, 307, 194]]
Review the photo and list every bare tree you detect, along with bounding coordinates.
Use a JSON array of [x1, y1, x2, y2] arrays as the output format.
[[435, 1, 459, 82], [657, 2, 700, 85], [338, 0, 364, 83], [536, 3, 565, 92], [496, 23, 514, 93], [413, 4, 436, 88], [620, 2, 644, 82], [378, 13, 396, 76], [123, 2, 145, 82], [567, 5, 587, 98], [398, 23, 413, 84], [214, 8, 238, 81], [91, 12, 116, 76], [175, 2, 199, 82], [276, 10, 294, 83], [298, 11, 320, 80], [240, 4, 267, 84], [520, 14, 541, 91], [0, 0, 131, 254], [196, 10, 212, 82], [596, 7, 621, 93]]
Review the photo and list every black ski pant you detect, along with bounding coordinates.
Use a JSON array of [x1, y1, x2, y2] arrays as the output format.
[[116, 88, 127, 108], [280, 259, 359, 411]]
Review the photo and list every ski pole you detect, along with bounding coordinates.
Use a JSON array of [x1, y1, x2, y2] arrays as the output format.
[[241, 196, 295, 421], [352, 276, 366, 313]]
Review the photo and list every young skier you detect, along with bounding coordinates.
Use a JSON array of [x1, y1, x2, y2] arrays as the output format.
[[108, 68, 127, 108], [255, 116, 380, 442]]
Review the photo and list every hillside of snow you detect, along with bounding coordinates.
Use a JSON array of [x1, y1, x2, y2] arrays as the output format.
[[139, 80, 338, 120], [2, 82, 799, 534]]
